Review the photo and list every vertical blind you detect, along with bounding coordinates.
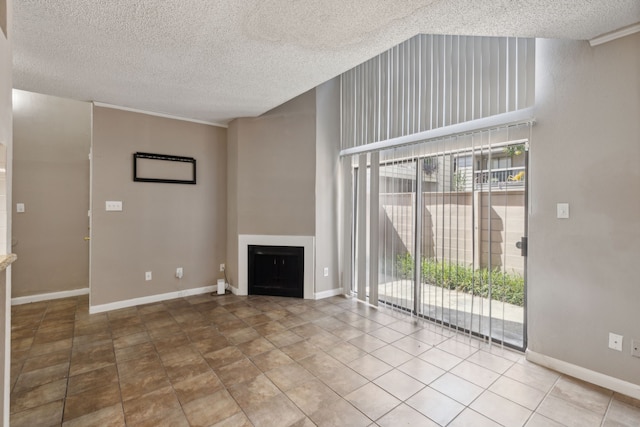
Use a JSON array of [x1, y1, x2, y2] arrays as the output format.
[[341, 34, 535, 149]]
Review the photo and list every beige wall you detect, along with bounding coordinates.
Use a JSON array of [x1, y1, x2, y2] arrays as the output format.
[[315, 79, 341, 293], [0, 0, 10, 422], [226, 120, 239, 289], [91, 107, 227, 307], [235, 90, 316, 237], [529, 34, 640, 385], [12, 90, 91, 297]]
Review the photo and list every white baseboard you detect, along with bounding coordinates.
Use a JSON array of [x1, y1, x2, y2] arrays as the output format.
[[12, 288, 90, 305], [314, 288, 345, 300], [89, 286, 215, 314], [526, 349, 640, 400]]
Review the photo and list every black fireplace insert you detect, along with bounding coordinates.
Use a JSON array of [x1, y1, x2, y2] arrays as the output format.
[[248, 245, 304, 298]]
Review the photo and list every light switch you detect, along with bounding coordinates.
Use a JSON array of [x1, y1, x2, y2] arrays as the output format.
[[16, 203, 25, 213], [106, 201, 123, 211], [557, 203, 569, 219]]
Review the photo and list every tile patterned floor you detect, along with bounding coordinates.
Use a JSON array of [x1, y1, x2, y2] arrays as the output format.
[[9, 293, 640, 426]]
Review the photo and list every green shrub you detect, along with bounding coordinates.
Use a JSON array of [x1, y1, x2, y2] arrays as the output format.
[[395, 253, 524, 306]]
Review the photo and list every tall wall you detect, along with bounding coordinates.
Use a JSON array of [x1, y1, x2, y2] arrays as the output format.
[[12, 90, 91, 297], [0, 0, 11, 422], [529, 34, 640, 385], [315, 79, 341, 293], [91, 107, 227, 308]]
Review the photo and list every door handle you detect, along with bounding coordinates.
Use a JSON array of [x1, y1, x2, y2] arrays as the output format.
[[515, 237, 527, 256], [84, 237, 90, 241]]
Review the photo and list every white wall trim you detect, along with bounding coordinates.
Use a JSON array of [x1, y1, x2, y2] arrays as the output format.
[[238, 235, 315, 299], [589, 23, 640, 47], [92, 102, 228, 128], [526, 349, 640, 400], [314, 288, 344, 300], [89, 285, 215, 314], [11, 287, 90, 305]]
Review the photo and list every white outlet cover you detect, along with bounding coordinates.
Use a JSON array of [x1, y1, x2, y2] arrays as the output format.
[[557, 203, 569, 219], [323, 267, 329, 277], [145, 271, 152, 281], [609, 332, 623, 351], [106, 201, 123, 211], [16, 203, 25, 213]]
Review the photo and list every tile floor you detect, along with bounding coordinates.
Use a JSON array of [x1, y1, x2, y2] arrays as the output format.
[[9, 293, 640, 426]]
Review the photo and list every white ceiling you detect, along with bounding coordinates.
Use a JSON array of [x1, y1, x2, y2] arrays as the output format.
[[12, 1, 640, 125]]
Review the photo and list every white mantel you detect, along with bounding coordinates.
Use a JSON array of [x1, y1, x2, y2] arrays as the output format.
[[236, 235, 315, 299]]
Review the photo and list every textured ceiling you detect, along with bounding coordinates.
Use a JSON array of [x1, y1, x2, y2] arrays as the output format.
[[12, 1, 640, 125]]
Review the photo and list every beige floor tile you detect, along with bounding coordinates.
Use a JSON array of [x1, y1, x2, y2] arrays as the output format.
[[119, 366, 170, 401], [392, 336, 432, 356], [603, 398, 640, 426], [204, 345, 246, 369], [525, 413, 566, 427], [448, 408, 502, 427], [11, 399, 64, 427], [63, 383, 121, 422], [406, 386, 465, 425], [309, 397, 371, 427], [251, 348, 295, 372], [346, 382, 401, 421], [409, 328, 448, 346], [470, 390, 532, 426], [376, 403, 440, 427], [419, 347, 463, 370], [61, 403, 125, 427], [451, 360, 500, 388], [368, 326, 405, 343], [330, 325, 365, 341], [114, 341, 156, 363], [216, 357, 262, 387], [237, 336, 277, 356], [123, 386, 182, 426], [172, 370, 224, 404], [489, 375, 546, 410], [228, 374, 281, 409], [266, 330, 305, 347], [431, 372, 484, 405], [211, 411, 254, 427], [286, 378, 341, 415], [371, 345, 414, 367], [318, 365, 369, 396], [10, 378, 67, 414], [347, 354, 393, 381], [12, 362, 70, 394], [467, 349, 515, 374], [69, 343, 116, 376], [436, 338, 479, 358], [244, 393, 306, 427], [20, 350, 70, 373], [398, 357, 445, 385], [117, 353, 163, 379], [265, 362, 314, 391], [536, 394, 604, 427], [253, 320, 287, 336], [298, 352, 345, 377], [280, 340, 319, 360], [349, 334, 387, 352], [67, 364, 118, 396], [327, 341, 368, 363], [505, 361, 560, 393], [550, 376, 612, 415], [374, 369, 426, 401]]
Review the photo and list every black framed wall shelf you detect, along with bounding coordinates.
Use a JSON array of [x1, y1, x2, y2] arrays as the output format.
[[133, 152, 196, 184]]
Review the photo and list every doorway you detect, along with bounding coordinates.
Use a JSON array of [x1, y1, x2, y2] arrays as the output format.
[[350, 129, 529, 350]]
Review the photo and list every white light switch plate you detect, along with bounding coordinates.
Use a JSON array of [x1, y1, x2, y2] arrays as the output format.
[[106, 201, 123, 211], [16, 203, 25, 213], [557, 203, 569, 219]]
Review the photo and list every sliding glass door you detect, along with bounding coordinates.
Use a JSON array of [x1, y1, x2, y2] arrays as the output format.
[[348, 126, 529, 350]]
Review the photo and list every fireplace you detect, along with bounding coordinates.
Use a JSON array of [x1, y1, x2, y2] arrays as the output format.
[[248, 245, 304, 298]]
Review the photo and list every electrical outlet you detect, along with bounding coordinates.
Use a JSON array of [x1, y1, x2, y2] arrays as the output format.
[[220, 264, 225, 272], [632, 339, 640, 358], [145, 271, 152, 281], [176, 267, 183, 279], [609, 332, 623, 351], [106, 201, 123, 211], [323, 267, 329, 277]]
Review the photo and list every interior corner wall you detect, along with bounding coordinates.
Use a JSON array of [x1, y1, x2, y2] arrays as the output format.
[[226, 120, 239, 289], [12, 90, 91, 297], [315, 78, 341, 293], [227, 90, 317, 291], [529, 34, 640, 385], [91, 107, 227, 307]]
